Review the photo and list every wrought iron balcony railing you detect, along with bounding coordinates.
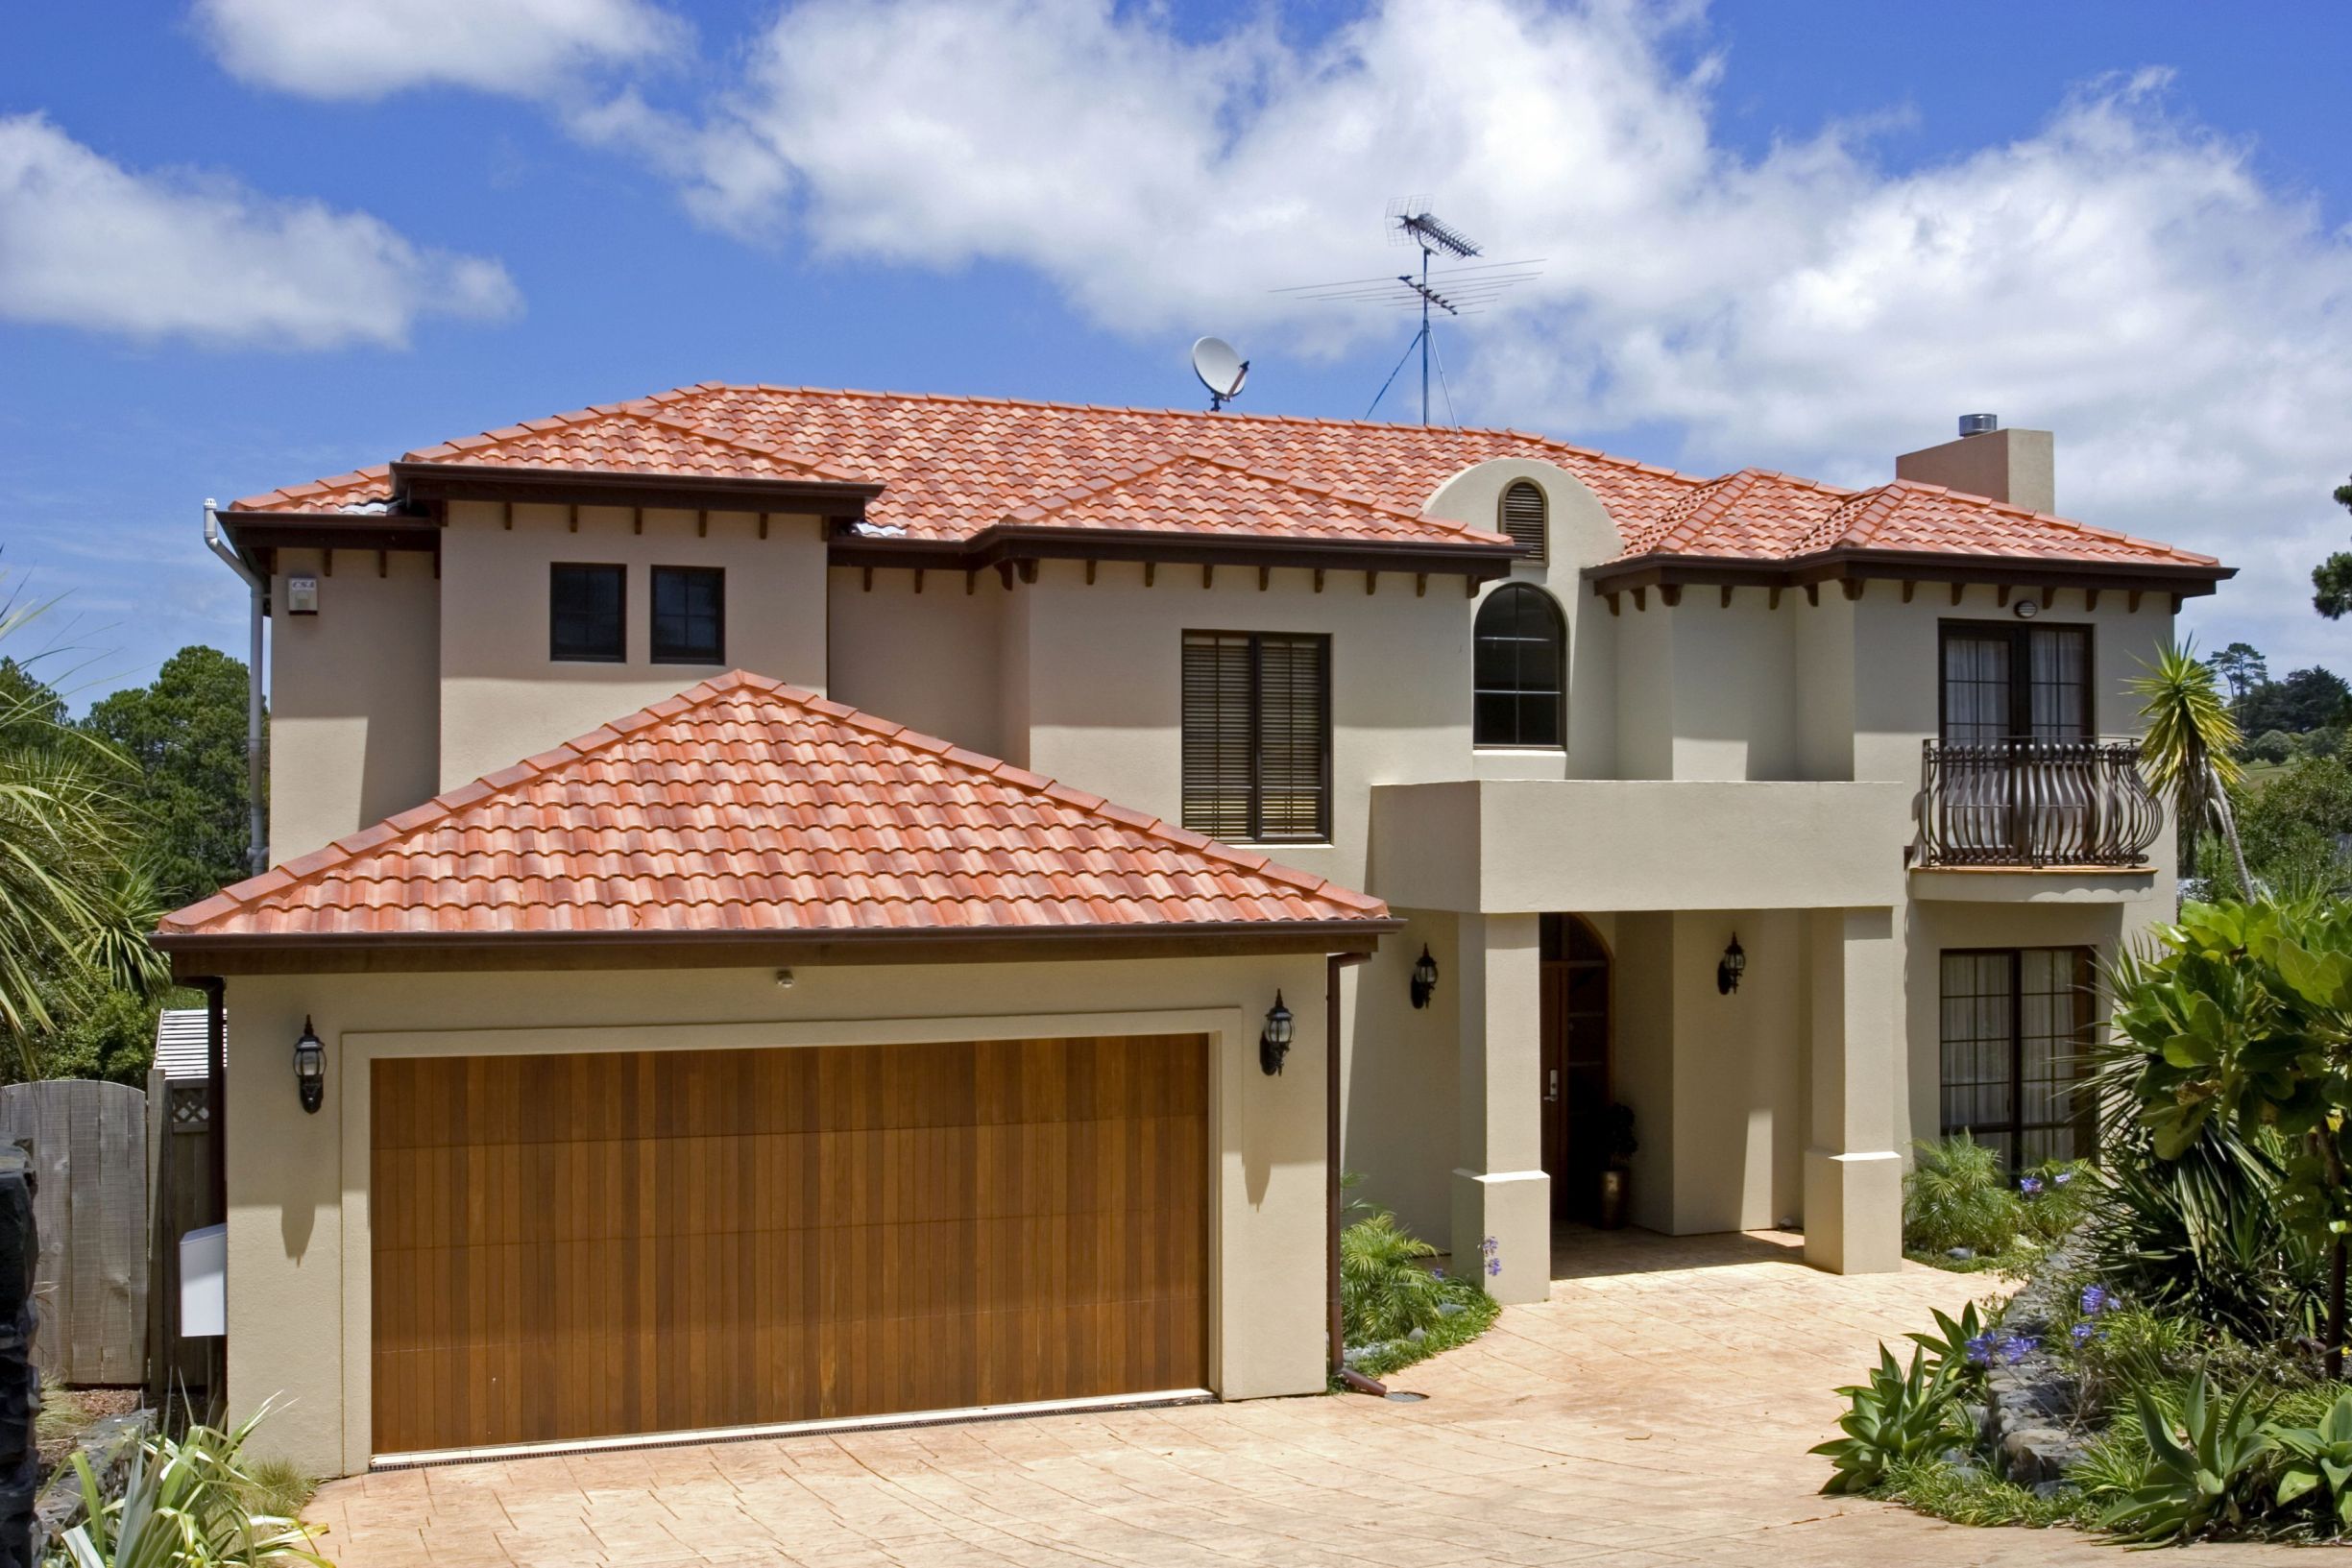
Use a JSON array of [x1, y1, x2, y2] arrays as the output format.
[[1914, 737, 2164, 869]]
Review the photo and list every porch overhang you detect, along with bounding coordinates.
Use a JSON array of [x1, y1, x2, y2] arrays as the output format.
[[1905, 866, 2158, 904], [1368, 779, 1911, 913]]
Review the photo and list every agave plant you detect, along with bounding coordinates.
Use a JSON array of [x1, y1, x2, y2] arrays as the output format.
[[60, 1407, 327, 1568], [1905, 1300, 1996, 1391], [2097, 1371, 2274, 1544], [1812, 1344, 1969, 1495], [2272, 1388, 2352, 1536]]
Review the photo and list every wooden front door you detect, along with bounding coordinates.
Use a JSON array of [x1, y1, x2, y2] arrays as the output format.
[[1539, 915, 1612, 1223], [369, 1034, 1210, 1457]]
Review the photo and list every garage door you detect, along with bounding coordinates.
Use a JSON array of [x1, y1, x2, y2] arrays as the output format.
[[369, 1034, 1209, 1456]]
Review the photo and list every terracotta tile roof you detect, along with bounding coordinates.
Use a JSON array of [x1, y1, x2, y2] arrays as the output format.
[[224, 382, 2219, 573], [985, 449, 1508, 549], [157, 671, 1388, 945]]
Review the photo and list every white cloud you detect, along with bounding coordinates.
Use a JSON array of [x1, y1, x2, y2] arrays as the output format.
[[0, 113, 521, 350], [194, 0, 686, 102], [608, 0, 2352, 668]]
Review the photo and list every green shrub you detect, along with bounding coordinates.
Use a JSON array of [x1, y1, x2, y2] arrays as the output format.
[[1903, 1136, 2022, 1256], [2016, 1159, 2094, 1242], [1812, 1345, 1969, 1494], [2096, 1371, 2275, 1544], [61, 1406, 327, 1566], [1879, 1457, 2082, 1528], [1339, 1209, 1449, 1345]]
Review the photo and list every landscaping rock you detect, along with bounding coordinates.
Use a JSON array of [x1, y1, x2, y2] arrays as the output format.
[[1436, 1300, 1465, 1318], [1976, 1232, 2097, 1484], [1406, 1327, 1426, 1344], [1946, 1246, 1974, 1261]]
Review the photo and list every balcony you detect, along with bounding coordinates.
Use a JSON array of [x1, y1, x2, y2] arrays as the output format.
[[1913, 738, 2163, 871]]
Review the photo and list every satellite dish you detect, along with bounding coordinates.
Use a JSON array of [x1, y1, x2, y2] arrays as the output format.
[[1192, 336, 1249, 411]]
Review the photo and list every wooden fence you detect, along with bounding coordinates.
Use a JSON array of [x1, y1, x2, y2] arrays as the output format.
[[144, 1069, 218, 1414], [0, 1081, 147, 1386]]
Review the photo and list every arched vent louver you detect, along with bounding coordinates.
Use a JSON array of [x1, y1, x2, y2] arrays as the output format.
[[1499, 480, 1548, 559]]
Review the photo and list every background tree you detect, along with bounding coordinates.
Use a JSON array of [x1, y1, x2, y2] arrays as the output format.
[[2213, 641, 2269, 706], [81, 645, 260, 905], [2236, 666, 2352, 740], [2135, 641, 2252, 894], [2315, 476, 2352, 620]]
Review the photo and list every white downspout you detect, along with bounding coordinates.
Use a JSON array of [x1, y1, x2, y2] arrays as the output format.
[[203, 499, 267, 876]]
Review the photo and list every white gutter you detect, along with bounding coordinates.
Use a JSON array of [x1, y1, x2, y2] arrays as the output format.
[[203, 499, 267, 876]]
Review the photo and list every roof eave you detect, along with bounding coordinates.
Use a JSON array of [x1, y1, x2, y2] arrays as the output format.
[[1584, 547, 2233, 599], [832, 525, 1522, 580], [389, 460, 884, 519], [154, 917, 1400, 977]]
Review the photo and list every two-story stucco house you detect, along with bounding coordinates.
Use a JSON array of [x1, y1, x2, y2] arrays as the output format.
[[153, 386, 2229, 1476]]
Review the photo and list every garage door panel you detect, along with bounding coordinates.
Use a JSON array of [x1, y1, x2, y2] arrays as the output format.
[[372, 1035, 1209, 1455]]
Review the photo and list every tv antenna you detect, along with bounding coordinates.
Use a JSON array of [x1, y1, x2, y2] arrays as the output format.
[[1273, 199, 1541, 424], [1191, 336, 1249, 412]]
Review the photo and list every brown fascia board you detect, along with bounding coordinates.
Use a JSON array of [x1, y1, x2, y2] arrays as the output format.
[[1583, 548, 2233, 598], [156, 918, 1399, 977], [831, 525, 1522, 580], [389, 461, 883, 520]]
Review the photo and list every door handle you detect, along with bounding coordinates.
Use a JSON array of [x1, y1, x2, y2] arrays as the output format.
[[1544, 1069, 1560, 1103]]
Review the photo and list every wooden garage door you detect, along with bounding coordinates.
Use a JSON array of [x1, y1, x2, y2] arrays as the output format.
[[370, 1034, 1208, 1456]]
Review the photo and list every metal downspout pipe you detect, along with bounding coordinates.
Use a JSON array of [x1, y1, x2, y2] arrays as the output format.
[[202, 500, 265, 876]]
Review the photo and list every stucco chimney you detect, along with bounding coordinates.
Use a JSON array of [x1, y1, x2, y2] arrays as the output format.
[[1896, 415, 2054, 515]]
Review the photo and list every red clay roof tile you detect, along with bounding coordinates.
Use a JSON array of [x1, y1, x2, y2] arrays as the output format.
[[223, 383, 2219, 572], [158, 671, 1387, 943]]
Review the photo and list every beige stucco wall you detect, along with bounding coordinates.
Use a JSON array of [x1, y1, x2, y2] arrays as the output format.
[[1340, 909, 1461, 1249], [222, 950, 1332, 1478], [436, 500, 830, 789], [826, 567, 1008, 757], [267, 548, 441, 863]]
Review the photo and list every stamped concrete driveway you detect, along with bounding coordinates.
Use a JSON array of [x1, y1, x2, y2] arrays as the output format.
[[308, 1230, 2307, 1567]]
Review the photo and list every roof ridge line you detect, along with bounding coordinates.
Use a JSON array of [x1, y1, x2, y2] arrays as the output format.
[[698, 381, 1713, 489]]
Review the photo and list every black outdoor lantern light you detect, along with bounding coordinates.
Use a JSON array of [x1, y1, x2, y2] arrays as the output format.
[[1259, 992, 1295, 1075], [1717, 934, 1747, 996], [293, 1016, 326, 1114], [1410, 945, 1440, 1009]]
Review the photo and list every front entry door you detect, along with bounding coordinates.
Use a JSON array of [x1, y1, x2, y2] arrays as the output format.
[[1539, 914, 1612, 1223]]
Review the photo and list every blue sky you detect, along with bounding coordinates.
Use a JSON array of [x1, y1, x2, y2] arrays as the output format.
[[3, 0, 2347, 706]]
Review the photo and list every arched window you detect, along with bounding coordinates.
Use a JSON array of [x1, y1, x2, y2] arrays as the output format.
[[1499, 479, 1548, 560], [1474, 585, 1564, 747]]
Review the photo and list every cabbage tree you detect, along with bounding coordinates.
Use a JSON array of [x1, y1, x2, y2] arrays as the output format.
[[2132, 640, 2252, 896]]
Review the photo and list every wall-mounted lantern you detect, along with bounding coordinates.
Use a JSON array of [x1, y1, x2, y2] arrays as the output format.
[[293, 1016, 326, 1113], [1716, 935, 1746, 996], [1410, 945, 1440, 1009], [1259, 992, 1295, 1075]]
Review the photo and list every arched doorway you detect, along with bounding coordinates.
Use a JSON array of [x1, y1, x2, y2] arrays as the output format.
[[1540, 913, 1613, 1224]]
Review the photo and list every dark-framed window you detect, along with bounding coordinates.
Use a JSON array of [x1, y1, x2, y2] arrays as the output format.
[[1180, 631, 1330, 843], [650, 566, 725, 664], [549, 563, 626, 663], [1474, 584, 1565, 747], [1499, 479, 1548, 559], [1939, 946, 2097, 1168], [1939, 620, 2091, 742]]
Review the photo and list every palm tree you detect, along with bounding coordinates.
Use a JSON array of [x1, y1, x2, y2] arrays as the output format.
[[0, 578, 162, 1072], [2131, 640, 2252, 896]]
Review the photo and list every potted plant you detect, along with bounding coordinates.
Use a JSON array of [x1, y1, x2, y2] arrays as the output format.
[[1597, 1104, 1637, 1229]]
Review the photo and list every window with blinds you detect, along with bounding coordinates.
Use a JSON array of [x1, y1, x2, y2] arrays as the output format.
[[1181, 631, 1330, 843], [1499, 480, 1548, 559]]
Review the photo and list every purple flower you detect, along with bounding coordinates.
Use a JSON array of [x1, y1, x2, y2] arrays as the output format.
[[2079, 1285, 2114, 1316], [1999, 1334, 2038, 1365], [2019, 1175, 2045, 1195], [1485, 1256, 1502, 1277], [2054, 1170, 2074, 1186], [2071, 1322, 2097, 1346], [1965, 1331, 1999, 1368]]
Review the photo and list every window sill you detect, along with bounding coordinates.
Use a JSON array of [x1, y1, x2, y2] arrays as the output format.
[[649, 657, 726, 667], [1472, 745, 1566, 756]]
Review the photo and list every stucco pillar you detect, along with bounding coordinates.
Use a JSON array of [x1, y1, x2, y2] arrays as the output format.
[[1802, 907, 1903, 1273], [1450, 912, 1549, 1302]]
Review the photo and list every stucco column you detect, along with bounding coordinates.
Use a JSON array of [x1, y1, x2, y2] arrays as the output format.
[[1803, 907, 1903, 1273], [1449, 912, 1549, 1302]]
